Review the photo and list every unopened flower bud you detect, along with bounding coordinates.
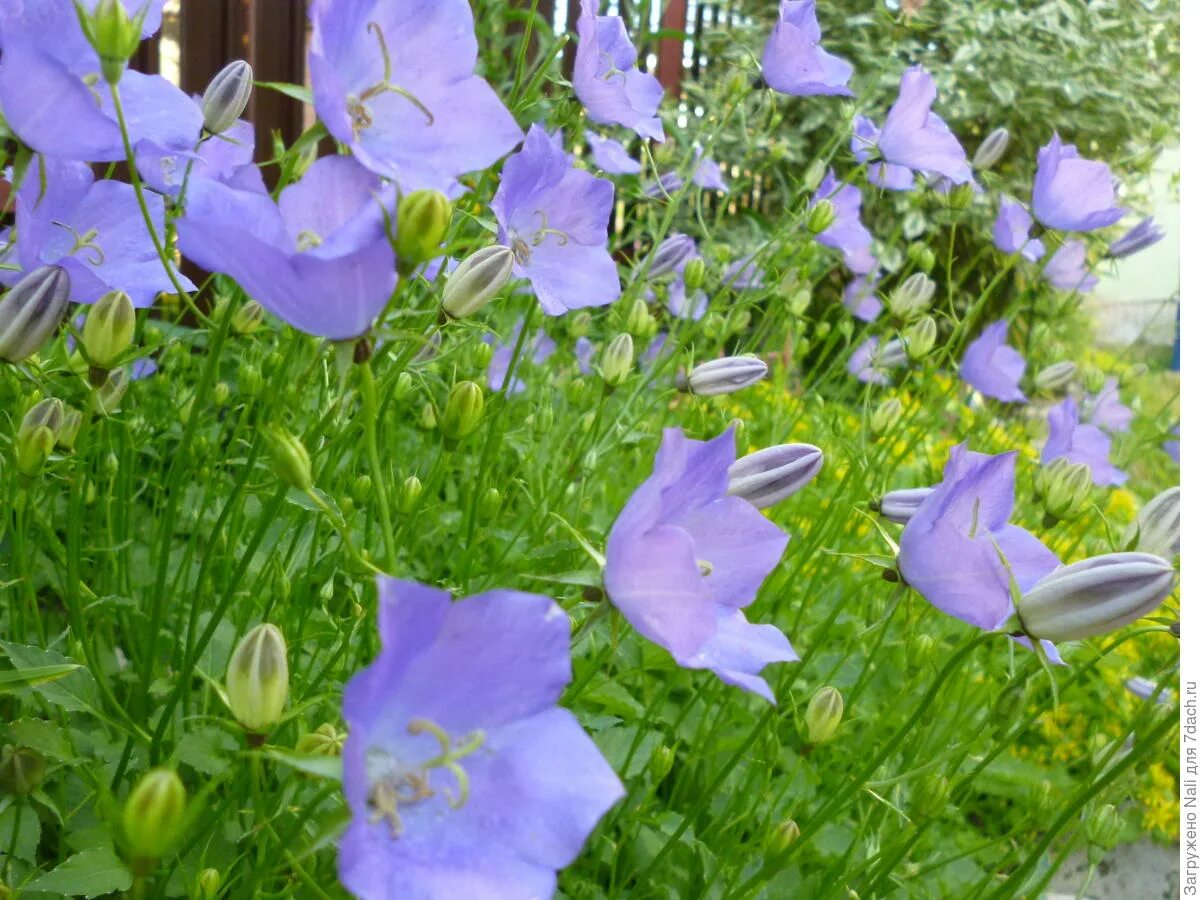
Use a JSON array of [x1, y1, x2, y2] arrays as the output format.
[[196, 868, 222, 900], [82, 290, 135, 371], [263, 425, 312, 492], [948, 182, 976, 210], [806, 686, 844, 744], [870, 397, 903, 435], [807, 199, 836, 235], [648, 745, 675, 783], [232, 300, 265, 335], [598, 333, 634, 387], [1122, 486, 1179, 559], [225, 623, 289, 734], [683, 257, 706, 292], [888, 273, 935, 319], [1085, 803, 1122, 864], [728, 308, 752, 333], [910, 633, 937, 668], [1014, 552, 1176, 642], [238, 360, 262, 395], [91, 368, 129, 415], [878, 486, 933, 524], [441, 381, 485, 441], [16, 398, 64, 474], [910, 773, 950, 820], [1033, 360, 1077, 394], [802, 159, 827, 192], [0, 266, 71, 363], [972, 127, 1010, 171], [400, 474, 423, 513], [903, 316, 937, 360], [906, 242, 936, 272], [765, 819, 800, 857], [479, 487, 502, 519], [122, 769, 187, 860], [1108, 216, 1165, 260], [201, 60, 253, 135], [683, 355, 768, 396], [644, 234, 695, 280], [442, 246, 514, 319], [417, 402, 438, 430], [295, 723, 345, 757], [79, 0, 147, 83], [0, 746, 47, 796], [728, 443, 823, 509], [396, 190, 452, 266], [625, 298, 656, 338], [56, 406, 84, 451], [1038, 458, 1092, 523], [1079, 365, 1105, 394]]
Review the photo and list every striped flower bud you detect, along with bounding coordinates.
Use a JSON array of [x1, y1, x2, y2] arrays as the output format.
[[82, 290, 135, 370], [0, 266, 71, 363], [1122, 486, 1179, 559], [395, 190, 452, 267], [1015, 552, 1176, 642], [887, 273, 935, 319], [972, 127, 1010, 171], [263, 425, 313, 492], [805, 686, 843, 744], [806, 199, 837, 235], [225, 624, 289, 734], [869, 397, 903, 435], [682, 355, 768, 396], [878, 486, 934, 524], [1036, 457, 1092, 523], [440, 381, 485, 441], [643, 234, 696, 280], [121, 769, 187, 860], [15, 398, 64, 475], [202, 60, 253, 135], [441, 246, 514, 319], [683, 257, 706, 292], [1033, 360, 1077, 394], [903, 315, 937, 360], [598, 333, 634, 387], [232, 300, 265, 335], [728, 443, 823, 509]]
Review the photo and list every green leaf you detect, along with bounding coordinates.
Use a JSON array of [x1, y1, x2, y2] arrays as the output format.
[[256, 81, 313, 104], [0, 643, 100, 715], [263, 748, 343, 782], [23, 846, 132, 897], [0, 664, 82, 694], [0, 802, 42, 863]]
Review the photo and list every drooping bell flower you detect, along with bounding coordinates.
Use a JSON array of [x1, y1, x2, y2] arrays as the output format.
[[492, 125, 620, 316], [1108, 216, 1164, 259], [722, 256, 764, 291], [586, 131, 641, 175], [811, 172, 873, 274], [1042, 397, 1128, 487], [603, 428, 796, 701], [898, 445, 1062, 649], [0, 156, 192, 307], [848, 336, 905, 385], [308, 0, 522, 193], [484, 320, 556, 394], [339, 576, 624, 899], [960, 320, 1027, 403], [176, 155, 397, 339], [850, 65, 971, 191], [573, 0, 664, 141], [137, 115, 266, 198], [1031, 134, 1125, 233], [761, 0, 853, 97], [1084, 378, 1132, 434], [992, 198, 1045, 262], [1042, 240, 1098, 293], [842, 272, 882, 322]]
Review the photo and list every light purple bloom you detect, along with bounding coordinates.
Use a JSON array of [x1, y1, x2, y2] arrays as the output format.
[[812, 172, 874, 274], [339, 576, 623, 899], [641, 332, 671, 369], [850, 66, 971, 191], [642, 234, 697, 281], [586, 131, 641, 175], [960, 320, 1027, 403], [693, 152, 729, 192], [574, 0, 664, 141], [722, 256, 764, 291], [137, 116, 266, 198], [848, 336, 904, 385], [1084, 378, 1132, 434], [1108, 216, 1164, 259], [761, 0, 853, 97], [575, 336, 596, 374], [485, 321, 556, 394], [1, 156, 192, 307], [176, 155, 397, 339], [1164, 426, 1179, 464], [992, 198, 1045, 262], [842, 272, 883, 322], [1031, 133, 1125, 232], [1043, 240, 1098, 293], [1125, 676, 1172, 705], [1042, 397, 1128, 487], [308, 0, 522, 192], [603, 428, 796, 701], [899, 445, 1061, 634], [493, 125, 620, 316], [643, 171, 684, 199], [667, 278, 708, 319]]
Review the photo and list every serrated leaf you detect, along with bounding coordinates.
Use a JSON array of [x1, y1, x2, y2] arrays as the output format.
[[23, 846, 132, 897], [0, 643, 100, 715], [0, 664, 82, 694]]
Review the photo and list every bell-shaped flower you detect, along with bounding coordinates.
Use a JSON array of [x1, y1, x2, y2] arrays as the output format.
[[339, 577, 624, 899], [842, 271, 882, 322], [484, 319, 556, 394], [308, 0, 522, 192], [1042, 397, 1127, 487], [898, 445, 1061, 637], [573, 0, 664, 141], [137, 115, 266, 198], [586, 131, 641, 175], [960, 320, 1027, 403], [722, 256, 764, 291], [1108, 216, 1164, 259], [992, 198, 1045, 262], [603, 428, 796, 701], [492, 125, 620, 316], [1032, 133, 1125, 233], [176, 155, 397, 339], [761, 0, 853, 97], [848, 336, 905, 385], [1043, 240, 1097, 293], [812, 172, 873, 274], [0, 156, 192, 307], [1084, 377, 1132, 434]]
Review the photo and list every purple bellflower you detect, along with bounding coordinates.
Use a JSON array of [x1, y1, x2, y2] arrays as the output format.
[[848, 336, 905, 385], [898, 445, 1062, 652], [722, 256, 764, 291], [1164, 426, 1179, 464], [1031, 134, 1125, 232], [1042, 397, 1128, 487], [761, 0, 853, 97], [960, 320, 1027, 403], [339, 576, 624, 899], [850, 65, 971, 191], [137, 116, 266, 198], [693, 152, 729, 191], [992, 198, 1045, 262], [492, 125, 620, 316], [1, 156, 192, 307], [1043, 240, 1098, 294], [1108, 216, 1164, 259], [484, 321, 556, 394], [575, 337, 596, 374], [812, 172, 874, 274], [176, 155, 397, 339], [308, 0, 522, 193], [574, 0, 664, 141], [603, 428, 797, 701], [842, 272, 883, 322], [1084, 378, 1133, 434], [586, 131, 642, 175]]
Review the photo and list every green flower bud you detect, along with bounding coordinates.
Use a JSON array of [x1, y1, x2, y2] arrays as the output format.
[[212, 381, 230, 407], [76, 0, 147, 84], [1032, 780, 1056, 819], [1034, 457, 1092, 523], [765, 819, 800, 858], [225, 623, 289, 734], [568, 312, 593, 339], [910, 633, 936, 668], [1123, 486, 1179, 559], [471, 340, 494, 369], [807, 199, 837, 235], [802, 159, 827, 192], [728, 308, 752, 334], [442, 246, 514, 319], [351, 473, 373, 504], [50, 405, 82, 452], [683, 257, 707, 292], [201, 60, 253, 136], [92, 368, 129, 416], [121, 769, 187, 861], [649, 745, 675, 783], [814, 321, 831, 340], [231, 300, 265, 335], [805, 686, 844, 744], [870, 398, 903, 435], [1033, 360, 1077, 394], [263, 425, 312, 492], [910, 773, 950, 820], [195, 868, 222, 900], [0, 745, 47, 796], [400, 474, 423, 513], [1085, 803, 1122, 864], [788, 287, 812, 317], [295, 723, 346, 757], [441, 381, 485, 441], [887, 273, 935, 319], [0, 265, 71, 363], [417, 402, 438, 431], [903, 315, 937, 360], [479, 487, 502, 519], [82, 289, 135, 372], [16, 397, 65, 475], [393, 372, 414, 400], [972, 127, 1010, 171], [396, 190, 452, 266], [598, 333, 634, 387], [1081, 365, 1107, 394], [626, 299, 656, 338]]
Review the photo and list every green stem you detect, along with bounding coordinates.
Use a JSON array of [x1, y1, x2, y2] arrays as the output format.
[[358, 362, 397, 568]]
